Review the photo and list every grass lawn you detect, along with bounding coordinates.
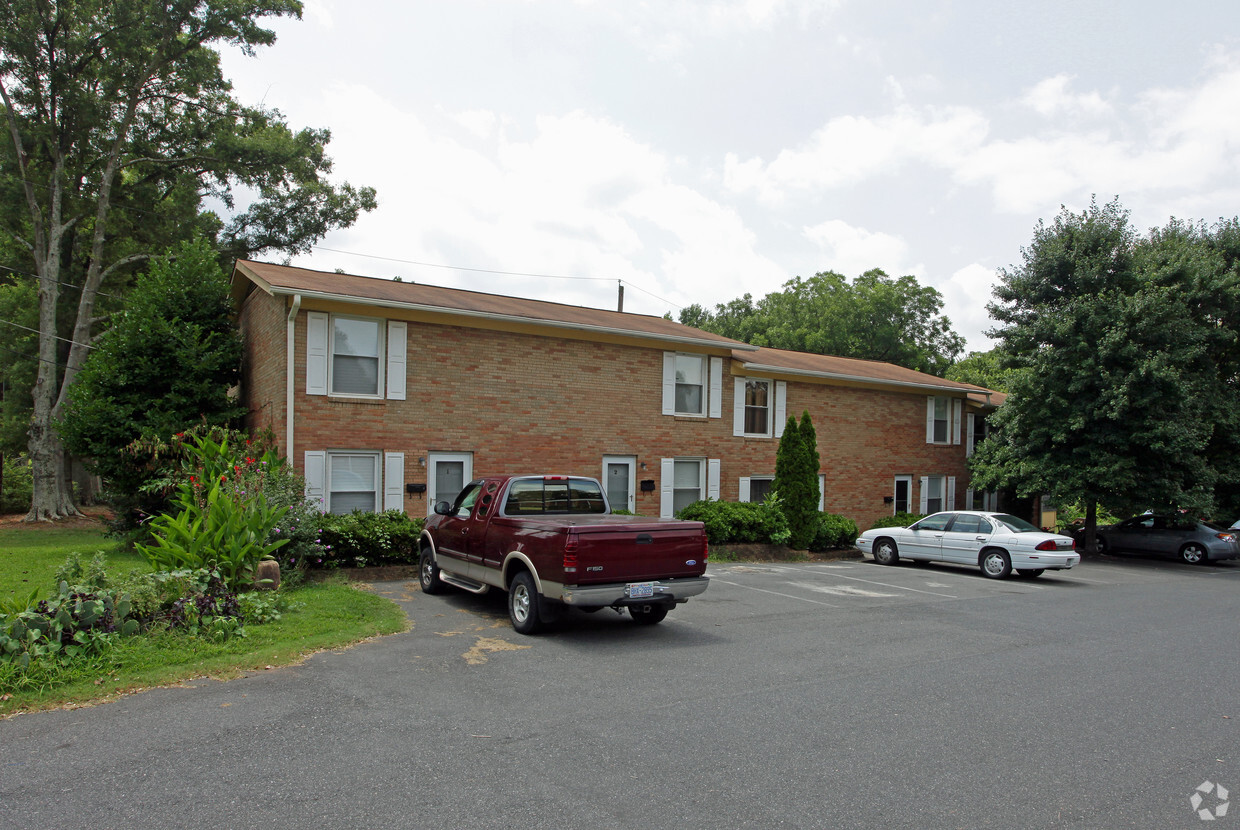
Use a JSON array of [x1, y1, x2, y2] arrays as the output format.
[[0, 517, 409, 718]]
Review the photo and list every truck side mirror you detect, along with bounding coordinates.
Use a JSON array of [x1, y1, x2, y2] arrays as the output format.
[[433, 500, 454, 516]]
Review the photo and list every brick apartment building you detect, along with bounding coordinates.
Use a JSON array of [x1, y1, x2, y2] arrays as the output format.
[[231, 260, 999, 532]]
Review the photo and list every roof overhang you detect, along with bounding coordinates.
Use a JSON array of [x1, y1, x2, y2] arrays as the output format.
[[234, 262, 755, 353], [738, 361, 994, 401]]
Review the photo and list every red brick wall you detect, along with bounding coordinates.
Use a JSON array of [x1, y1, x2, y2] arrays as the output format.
[[238, 293, 972, 531]]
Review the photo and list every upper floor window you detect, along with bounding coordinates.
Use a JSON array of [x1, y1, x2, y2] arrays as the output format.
[[732, 377, 786, 437], [662, 353, 723, 419], [306, 312, 406, 400], [926, 396, 962, 445], [744, 380, 769, 435], [332, 316, 383, 396], [675, 354, 706, 415]]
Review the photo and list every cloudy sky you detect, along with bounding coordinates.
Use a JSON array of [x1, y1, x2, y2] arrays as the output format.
[[219, 0, 1240, 354]]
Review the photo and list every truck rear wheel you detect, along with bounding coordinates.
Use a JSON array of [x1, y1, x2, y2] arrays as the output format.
[[629, 603, 669, 625], [508, 571, 543, 635]]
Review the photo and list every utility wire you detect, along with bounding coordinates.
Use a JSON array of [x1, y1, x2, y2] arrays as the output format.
[[0, 317, 93, 349]]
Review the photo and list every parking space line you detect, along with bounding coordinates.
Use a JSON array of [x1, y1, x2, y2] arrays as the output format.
[[807, 571, 959, 598], [710, 579, 840, 607]]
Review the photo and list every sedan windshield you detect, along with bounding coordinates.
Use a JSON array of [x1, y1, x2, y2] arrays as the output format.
[[991, 514, 1041, 533]]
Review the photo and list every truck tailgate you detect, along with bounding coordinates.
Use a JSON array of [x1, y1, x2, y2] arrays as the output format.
[[568, 518, 707, 584]]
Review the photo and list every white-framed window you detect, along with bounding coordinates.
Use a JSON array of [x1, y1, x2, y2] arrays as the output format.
[[919, 475, 956, 514], [732, 378, 787, 438], [303, 450, 404, 515], [331, 315, 383, 396], [328, 452, 380, 514], [660, 457, 720, 517], [662, 353, 723, 418], [966, 412, 989, 457], [306, 313, 406, 400], [739, 476, 773, 503], [926, 396, 963, 445], [965, 488, 999, 512]]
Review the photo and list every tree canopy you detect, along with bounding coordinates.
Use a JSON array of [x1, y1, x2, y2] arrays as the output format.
[[679, 269, 966, 376], [0, 0, 377, 520], [970, 199, 1240, 543], [58, 237, 244, 526]]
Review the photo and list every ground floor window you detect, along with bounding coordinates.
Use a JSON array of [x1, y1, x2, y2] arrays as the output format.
[[673, 459, 705, 514], [740, 476, 773, 503], [328, 452, 380, 514], [919, 475, 955, 514]]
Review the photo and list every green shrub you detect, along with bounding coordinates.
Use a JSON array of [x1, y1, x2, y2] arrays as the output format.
[[135, 433, 290, 588], [808, 513, 859, 551], [1, 454, 33, 514], [0, 580, 139, 669], [317, 510, 425, 568], [676, 498, 790, 546], [868, 512, 925, 530]]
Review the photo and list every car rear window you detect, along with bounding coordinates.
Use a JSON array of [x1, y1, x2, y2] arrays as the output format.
[[992, 514, 1040, 533]]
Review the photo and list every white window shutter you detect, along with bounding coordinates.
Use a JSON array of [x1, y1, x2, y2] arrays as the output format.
[[660, 458, 674, 518], [662, 353, 676, 415], [739, 477, 751, 502], [304, 451, 326, 511], [774, 381, 787, 437], [919, 476, 929, 513], [952, 399, 963, 445], [384, 452, 405, 511], [965, 488, 974, 511], [709, 357, 723, 418], [966, 413, 976, 457], [818, 473, 825, 512], [925, 397, 935, 443], [947, 476, 956, 510], [707, 459, 721, 500], [386, 321, 407, 400], [733, 378, 746, 436], [306, 312, 329, 396]]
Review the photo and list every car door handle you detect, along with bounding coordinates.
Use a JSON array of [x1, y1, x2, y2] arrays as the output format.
[[975, 536, 986, 541]]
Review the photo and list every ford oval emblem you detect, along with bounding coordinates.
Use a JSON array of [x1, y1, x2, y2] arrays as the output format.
[[686, 560, 697, 566]]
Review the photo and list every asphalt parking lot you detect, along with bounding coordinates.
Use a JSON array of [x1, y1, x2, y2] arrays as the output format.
[[2, 553, 1238, 829]]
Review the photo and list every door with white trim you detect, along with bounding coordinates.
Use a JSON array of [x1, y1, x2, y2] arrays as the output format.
[[602, 456, 636, 513], [427, 452, 473, 515]]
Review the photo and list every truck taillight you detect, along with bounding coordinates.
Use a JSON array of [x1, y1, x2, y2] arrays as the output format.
[[564, 532, 578, 572], [703, 535, 709, 563]]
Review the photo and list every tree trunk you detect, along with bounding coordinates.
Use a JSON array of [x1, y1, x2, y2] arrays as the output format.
[[1082, 500, 1098, 557]]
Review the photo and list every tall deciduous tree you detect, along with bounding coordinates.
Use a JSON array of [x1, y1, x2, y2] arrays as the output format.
[[679, 269, 965, 375], [970, 199, 1235, 550], [0, 0, 377, 521]]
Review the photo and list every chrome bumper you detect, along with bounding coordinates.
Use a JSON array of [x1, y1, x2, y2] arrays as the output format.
[[558, 576, 710, 606]]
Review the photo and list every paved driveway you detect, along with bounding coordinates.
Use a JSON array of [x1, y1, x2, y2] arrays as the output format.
[[2, 556, 1238, 829]]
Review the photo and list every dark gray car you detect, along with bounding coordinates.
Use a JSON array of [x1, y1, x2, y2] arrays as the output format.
[[1095, 514, 1240, 564]]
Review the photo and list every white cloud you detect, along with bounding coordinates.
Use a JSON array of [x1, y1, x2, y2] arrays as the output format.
[[802, 220, 913, 277], [724, 106, 990, 203], [1022, 74, 1113, 119], [940, 263, 999, 353]]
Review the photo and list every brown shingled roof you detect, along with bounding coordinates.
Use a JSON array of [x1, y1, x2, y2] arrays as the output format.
[[233, 260, 754, 351], [735, 346, 998, 400]]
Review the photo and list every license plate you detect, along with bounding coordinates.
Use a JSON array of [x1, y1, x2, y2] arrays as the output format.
[[628, 582, 654, 599]]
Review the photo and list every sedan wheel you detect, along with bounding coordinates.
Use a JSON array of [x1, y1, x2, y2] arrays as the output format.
[[873, 538, 899, 566], [980, 550, 1012, 579], [1180, 543, 1208, 565]]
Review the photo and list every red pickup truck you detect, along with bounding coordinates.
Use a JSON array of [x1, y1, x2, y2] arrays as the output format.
[[418, 474, 710, 634]]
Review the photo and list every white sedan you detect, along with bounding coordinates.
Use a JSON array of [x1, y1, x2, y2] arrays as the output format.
[[856, 511, 1080, 579]]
